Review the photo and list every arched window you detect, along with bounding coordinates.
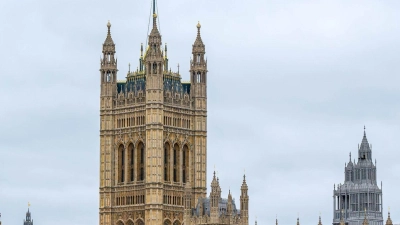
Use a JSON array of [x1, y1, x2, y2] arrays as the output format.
[[137, 142, 145, 181], [127, 143, 134, 182], [197, 54, 201, 63], [173, 144, 180, 182], [153, 63, 157, 74], [197, 72, 201, 83], [106, 71, 111, 82], [164, 143, 171, 181], [118, 144, 125, 183], [182, 145, 189, 183]]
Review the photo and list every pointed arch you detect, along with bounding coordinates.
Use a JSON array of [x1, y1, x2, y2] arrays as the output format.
[[137, 141, 145, 181], [116, 220, 124, 225], [135, 218, 145, 225], [173, 220, 182, 225], [118, 144, 125, 183], [164, 218, 172, 225], [126, 219, 134, 225]]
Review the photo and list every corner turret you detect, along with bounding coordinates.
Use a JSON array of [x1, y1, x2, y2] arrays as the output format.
[[23, 204, 33, 225], [386, 209, 393, 225], [240, 174, 249, 225]]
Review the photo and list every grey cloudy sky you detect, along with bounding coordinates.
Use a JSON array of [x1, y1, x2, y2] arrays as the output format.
[[1, 0, 400, 225]]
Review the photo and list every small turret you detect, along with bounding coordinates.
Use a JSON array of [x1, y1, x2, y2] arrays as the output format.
[[359, 126, 372, 161], [210, 171, 221, 223], [227, 189, 233, 215], [240, 173, 249, 225], [386, 208, 393, 225], [318, 214, 323, 225], [23, 203, 33, 225]]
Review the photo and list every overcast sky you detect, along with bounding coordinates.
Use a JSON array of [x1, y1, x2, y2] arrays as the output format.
[[1, 0, 400, 225]]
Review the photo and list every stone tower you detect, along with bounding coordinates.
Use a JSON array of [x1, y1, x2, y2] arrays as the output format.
[[333, 128, 383, 225], [23, 208, 33, 225], [98, 1, 207, 225]]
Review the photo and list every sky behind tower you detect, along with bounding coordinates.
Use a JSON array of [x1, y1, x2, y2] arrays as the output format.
[[0, 0, 400, 225]]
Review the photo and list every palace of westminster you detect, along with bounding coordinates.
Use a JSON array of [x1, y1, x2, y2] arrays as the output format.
[[1, 1, 397, 225]]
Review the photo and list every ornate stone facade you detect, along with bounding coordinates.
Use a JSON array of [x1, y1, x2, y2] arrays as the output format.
[[333, 128, 383, 225], [183, 172, 249, 225], [99, 1, 207, 225]]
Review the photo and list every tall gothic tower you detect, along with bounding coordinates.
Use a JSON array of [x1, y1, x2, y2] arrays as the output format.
[[98, 1, 207, 225], [23, 208, 33, 225], [333, 128, 383, 225]]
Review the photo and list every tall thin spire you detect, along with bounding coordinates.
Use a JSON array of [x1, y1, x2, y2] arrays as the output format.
[[364, 125, 366, 137], [103, 20, 115, 46], [152, 0, 158, 29]]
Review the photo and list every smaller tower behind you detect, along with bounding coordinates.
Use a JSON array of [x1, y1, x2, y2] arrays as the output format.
[[240, 175, 249, 225], [210, 171, 221, 223], [23, 206, 33, 225], [385, 210, 392, 225]]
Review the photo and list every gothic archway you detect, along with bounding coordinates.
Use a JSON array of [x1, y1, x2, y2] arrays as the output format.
[[118, 144, 125, 183]]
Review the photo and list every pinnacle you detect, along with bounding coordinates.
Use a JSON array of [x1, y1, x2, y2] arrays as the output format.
[[104, 20, 115, 46]]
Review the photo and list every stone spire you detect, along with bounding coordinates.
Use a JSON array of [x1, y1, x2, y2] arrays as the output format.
[[297, 217, 300, 225], [103, 20, 115, 47], [318, 214, 323, 225], [23, 203, 33, 225], [149, 0, 160, 37], [386, 208, 392, 225], [240, 173, 249, 225], [193, 21, 204, 47], [227, 188, 233, 215], [210, 170, 221, 223], [359, 126, 372, 161]]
